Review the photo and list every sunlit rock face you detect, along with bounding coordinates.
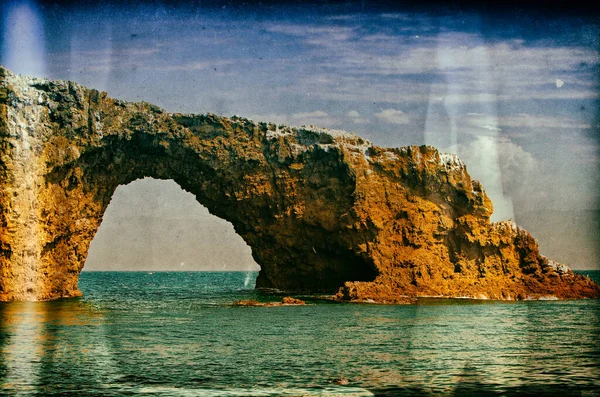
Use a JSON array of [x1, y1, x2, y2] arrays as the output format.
[[1, 66, 598, 302]]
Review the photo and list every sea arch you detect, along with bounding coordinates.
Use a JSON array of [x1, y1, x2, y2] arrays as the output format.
[[0, 73, 378, 300], [2, 67, 599, 302]]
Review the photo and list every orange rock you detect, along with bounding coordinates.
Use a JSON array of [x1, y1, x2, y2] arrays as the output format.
[[233, 297, 305, 306], [233, 300, 264, 307], [281, 296, 306, 305]]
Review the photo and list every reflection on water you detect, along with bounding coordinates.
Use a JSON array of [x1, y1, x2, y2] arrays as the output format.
[[1, 302, 44, 392], [0, 299, 119, 394], [0, 271, 599, 396]]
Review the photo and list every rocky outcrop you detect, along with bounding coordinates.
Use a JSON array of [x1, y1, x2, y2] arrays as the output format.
[[233, 297, 306, 306], [0, 66, 598, 302]]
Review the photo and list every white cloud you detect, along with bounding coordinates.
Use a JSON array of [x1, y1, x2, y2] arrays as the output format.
[[463, 113, 591, 130], [345, 110, 369, 124], [266, 24, 355, 42], [291, 111, 341, 127], [265, 22, 599, 104], [248, 113, 290, 125], [461, 114, 502, 132], [54, 18, 600, 110], [499, 114, 590, 129], [375, 109, 410, 125], [380, 13, 414, 21], [326, 15, 360, 21], [443, 137, 539, 221]]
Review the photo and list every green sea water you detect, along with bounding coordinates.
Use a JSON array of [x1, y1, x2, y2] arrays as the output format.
[[1, 271, 599, 396]]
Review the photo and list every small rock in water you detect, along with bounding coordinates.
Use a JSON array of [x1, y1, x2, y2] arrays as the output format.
[[233, 296, 306, 307], [281, 296, 305, 305], [233, 299, 263, 306], [333, 376, 350, 385]]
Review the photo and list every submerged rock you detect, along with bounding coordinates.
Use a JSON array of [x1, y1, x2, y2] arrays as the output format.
[[233, 297, 306, 306], [0, 66, 598, 302]]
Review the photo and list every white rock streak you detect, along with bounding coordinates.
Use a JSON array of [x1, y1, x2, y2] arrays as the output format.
[[5, 72, 46, 300]]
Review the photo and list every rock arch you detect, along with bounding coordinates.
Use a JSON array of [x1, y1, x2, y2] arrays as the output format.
[[1, 69, 381, 300], [1, 67, 599, 302]]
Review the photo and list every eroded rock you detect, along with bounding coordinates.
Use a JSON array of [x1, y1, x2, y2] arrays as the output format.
[[233, 297, 306, 306], [0, 66, 598, 302]]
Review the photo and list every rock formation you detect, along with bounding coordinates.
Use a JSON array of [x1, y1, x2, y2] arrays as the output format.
[[0, 66, 598, 302], [233, 297, 306, 306]]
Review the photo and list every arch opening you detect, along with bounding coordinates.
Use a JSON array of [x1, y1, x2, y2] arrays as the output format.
[[83, 177, 260, 273]]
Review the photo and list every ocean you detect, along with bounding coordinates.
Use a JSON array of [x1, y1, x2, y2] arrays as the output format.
[[1, 271, 599, 396]]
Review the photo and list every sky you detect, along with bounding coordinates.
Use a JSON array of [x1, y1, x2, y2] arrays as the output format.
[[1, 0, 599, 269]]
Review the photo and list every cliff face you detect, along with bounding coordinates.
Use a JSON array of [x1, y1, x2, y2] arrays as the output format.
[[0, 66, 598, 302]]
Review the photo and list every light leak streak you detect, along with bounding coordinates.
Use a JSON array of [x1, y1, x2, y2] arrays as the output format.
[[1, 1, 46, 77], [424, 23, 514, 221]]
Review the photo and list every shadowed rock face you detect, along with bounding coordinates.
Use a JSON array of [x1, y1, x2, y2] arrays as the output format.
[[1, 66, 598, 302]]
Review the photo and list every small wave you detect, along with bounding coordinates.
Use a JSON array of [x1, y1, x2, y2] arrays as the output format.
[[135, 386, 374, 396]]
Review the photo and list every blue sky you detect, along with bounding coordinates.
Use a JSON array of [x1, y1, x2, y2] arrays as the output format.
[[2, 0, 599, 269]]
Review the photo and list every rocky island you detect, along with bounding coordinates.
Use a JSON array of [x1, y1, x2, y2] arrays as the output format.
[[1, 66, 598, 302]]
